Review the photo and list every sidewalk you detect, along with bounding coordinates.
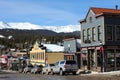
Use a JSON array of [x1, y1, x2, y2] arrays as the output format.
[[77, 69, 120, 76], [0, 69, 17, 73]]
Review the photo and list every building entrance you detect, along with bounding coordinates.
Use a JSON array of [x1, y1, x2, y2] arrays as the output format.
[[87, 49, 94, 70]]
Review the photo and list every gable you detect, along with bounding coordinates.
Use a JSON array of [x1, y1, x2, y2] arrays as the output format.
[[80, 8, 96, 24], [30, 41, 45, 53], [80, 7, 120, 24], [86, 9, 95, 22]]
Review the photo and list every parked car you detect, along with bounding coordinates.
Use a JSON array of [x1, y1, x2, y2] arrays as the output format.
[[18, 59, 27, 73], [23, 64, 33, 73], [42, 64, 54, 75], [51, 60, 78, 75], [31, 65, 43, 74]]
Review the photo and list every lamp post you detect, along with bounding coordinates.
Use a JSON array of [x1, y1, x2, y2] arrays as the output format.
[[99, 42, 104, 72]]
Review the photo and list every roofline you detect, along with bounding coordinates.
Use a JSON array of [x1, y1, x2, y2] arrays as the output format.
[[63, 38, 76, 41], [90, 7, 120, 11], [80, 7, 96, 24], [80, 7, 120, 24], [95, 12, 120, 18], [80, 19, 86, 24]]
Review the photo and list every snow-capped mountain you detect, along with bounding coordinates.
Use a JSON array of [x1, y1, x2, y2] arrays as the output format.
[[0, 21, 80, 33], [0, 21, 11, 29]]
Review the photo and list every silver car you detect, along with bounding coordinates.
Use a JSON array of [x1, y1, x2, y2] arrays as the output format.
[[31, 65, 43, 74], [23, 64, 33, 74], [51, 60, 78, 75], [42, 64, 54, 75]]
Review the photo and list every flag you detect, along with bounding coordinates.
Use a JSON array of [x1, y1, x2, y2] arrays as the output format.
[[100, 47, 104, 53]]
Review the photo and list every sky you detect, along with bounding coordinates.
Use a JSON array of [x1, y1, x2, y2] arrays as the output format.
[[0, 0, 119, 26]]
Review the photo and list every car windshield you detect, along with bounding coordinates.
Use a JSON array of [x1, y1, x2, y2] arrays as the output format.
[[50, 64, 54, 66], [66, 60, 76, 64], [28, 65, 33, 67]]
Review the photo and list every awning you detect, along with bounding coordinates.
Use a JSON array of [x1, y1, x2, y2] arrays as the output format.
[[0, 55, 8, 58]]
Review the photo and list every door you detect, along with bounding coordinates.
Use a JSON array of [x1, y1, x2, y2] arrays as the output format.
[[87, 49, 94, 70]]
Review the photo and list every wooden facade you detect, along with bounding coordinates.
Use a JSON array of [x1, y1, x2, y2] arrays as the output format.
[[80, 7, 120, 72], [30, 42, 64, 66]]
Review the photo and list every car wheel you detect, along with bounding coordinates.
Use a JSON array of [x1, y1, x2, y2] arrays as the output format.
[[23, 70, 26, 74], [19, 69, 22, 73], [41, 71, 44, 75], [33, 71, 35, 74], [25, 71, 27, 74], [72, 71, 76, 75], [46, 71, 49, 75], [60, 70, 64, 76], [26, 71, 29, 74], [51, 70, 54, 75]]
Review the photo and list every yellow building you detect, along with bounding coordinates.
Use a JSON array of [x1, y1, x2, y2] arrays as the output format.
[[30, 41, 64, 66]]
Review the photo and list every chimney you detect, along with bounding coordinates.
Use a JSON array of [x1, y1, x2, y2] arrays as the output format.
[[115, 5, 118, 10]]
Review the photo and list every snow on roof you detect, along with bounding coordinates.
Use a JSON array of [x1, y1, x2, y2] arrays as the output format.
[[0, 35, 5, 38], [77, 39, 81, 43], [43, 44, 64, 52]]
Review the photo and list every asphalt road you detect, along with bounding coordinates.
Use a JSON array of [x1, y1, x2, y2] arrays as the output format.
[[0, 71, 120, 80], [0, 72, 81, 80]]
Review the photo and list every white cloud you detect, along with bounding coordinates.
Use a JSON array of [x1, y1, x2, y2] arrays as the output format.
[[9, 22, 40, 29]]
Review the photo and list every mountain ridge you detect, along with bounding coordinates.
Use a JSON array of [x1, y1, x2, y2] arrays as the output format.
[[0, 21, 80, 33], [0, 28, 80, 37], [0, 21, 81, 48]]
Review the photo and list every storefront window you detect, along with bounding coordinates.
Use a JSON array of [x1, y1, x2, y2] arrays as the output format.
[[82, 53, 87, 66], [116, 50, 120, 67], [97, 50, 101, 67], [106, 50, 114, 67], [82, 50, 87, 66]]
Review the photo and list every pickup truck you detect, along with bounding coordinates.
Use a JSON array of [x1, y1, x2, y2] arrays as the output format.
[[51, 60, 78, 75]]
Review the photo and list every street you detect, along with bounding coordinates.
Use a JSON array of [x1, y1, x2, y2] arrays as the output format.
[[0, 71, 120, 80], [0, 72, 80, 80]]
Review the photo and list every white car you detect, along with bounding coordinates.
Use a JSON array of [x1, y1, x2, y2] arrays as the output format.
[[31, 65, 43, 74], [23, 64, 33, 74], [42, 64, 54, 75], [51, 60, 78, 75]]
